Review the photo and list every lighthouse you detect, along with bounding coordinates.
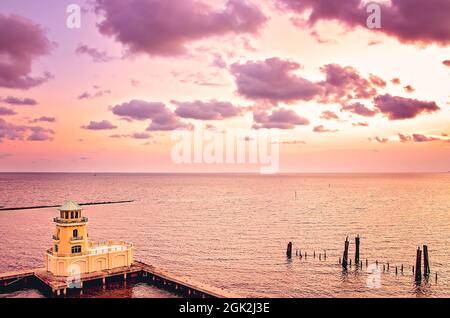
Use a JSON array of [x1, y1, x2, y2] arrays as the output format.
[[46, 201, 133, 277]]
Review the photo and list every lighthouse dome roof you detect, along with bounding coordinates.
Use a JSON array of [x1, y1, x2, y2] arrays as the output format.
[[58, 200, 82, 211]]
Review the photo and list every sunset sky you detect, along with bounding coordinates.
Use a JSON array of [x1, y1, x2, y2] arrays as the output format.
[[0, 0, 449, 172]]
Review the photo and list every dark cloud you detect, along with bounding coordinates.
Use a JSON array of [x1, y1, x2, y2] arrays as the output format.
[[0, 96, 37, 106], [278, 0, 450, 46], [173, 100, 242, 120], [373, 94, 440, 120], [341, 102, 378, 117], [95, 0, 267, 57], [81, 120, 117, 130], [0, 107, 16, 116], [0, 118, 54, 142], [75, 43, 115, 63], [252, 108, 309, 129], [0, 14, 53, 89], [230, 58, 322, 104], [313, 125, 338, 133]]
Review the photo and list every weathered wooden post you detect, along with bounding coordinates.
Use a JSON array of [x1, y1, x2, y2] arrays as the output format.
[[423, 245, 430, 277], [342, 236, 349, 270], [286, 242, 292, 259], [355, 235, 360, 266], [415, 247, 422, 283]]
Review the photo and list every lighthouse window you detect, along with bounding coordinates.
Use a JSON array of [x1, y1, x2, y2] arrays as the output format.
[[71, 245, 82, 254]]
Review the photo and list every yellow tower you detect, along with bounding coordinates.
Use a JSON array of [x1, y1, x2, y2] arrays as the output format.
[[52, 201, 89, 257], [46, 201, 134, 277]]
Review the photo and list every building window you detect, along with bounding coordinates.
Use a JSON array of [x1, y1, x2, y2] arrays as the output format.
[[71, 245, 82, 254], [71, 211, 74, 219], [73, 229, 78, 238], [55, 245, 58, 253]]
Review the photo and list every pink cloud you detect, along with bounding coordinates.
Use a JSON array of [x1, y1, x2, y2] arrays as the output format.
[[173, 100, 242, 120], [320, 110, 340, 121], [95, 0, 267, 57], [111, 100, 168, 121], [372, 136, 389, 143], [252, 108, 309, 129], [231, 58, 322, 104], [0, 14, 53, 89], [443, 60, 450, 67], [373, 94, 440, 120], [313, 125, 338, 133], [352, 122, 369, 127], [278, 0, 450, 46]]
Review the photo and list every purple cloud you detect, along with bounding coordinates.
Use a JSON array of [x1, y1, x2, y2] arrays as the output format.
[[341, 102, 378, 117], [0, 118, 54, 142], [278, 0, 450, 46], [75, 43, 115, 63], [95, 0, 267, 57], [0, 96, 37, 106], [111, 99, 188, 131], [319, 64, 379, 103], [0, 14, 53, 89], [30, 116, 56, 123], [0, 107, 16, 116], [173, 100, 242, 120], [373, 94, 440, 120], [231, 58, 322, 104], [81, 120, 117, 130], [111, 100, 168, 121], [252, 108, 309, 129], [399, 133, 441, 143]]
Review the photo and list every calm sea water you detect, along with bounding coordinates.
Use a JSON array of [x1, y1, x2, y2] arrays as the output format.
[[0, 173, 449, 298]]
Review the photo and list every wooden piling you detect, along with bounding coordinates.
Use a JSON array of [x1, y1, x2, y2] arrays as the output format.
[[355, 235, 360, 265], [366, 259, 368, 267], [401, 264, 403, 273], [342, 236, 349, 270], [286, 242, 292, 259], [415, 247, 422, 283], [423, 245, 430, 277]]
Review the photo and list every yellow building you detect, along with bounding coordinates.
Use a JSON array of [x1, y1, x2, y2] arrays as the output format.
[[45, 201, 133, 277]]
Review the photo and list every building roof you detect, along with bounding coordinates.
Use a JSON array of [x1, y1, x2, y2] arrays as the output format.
[[58, 201, 82, 211]]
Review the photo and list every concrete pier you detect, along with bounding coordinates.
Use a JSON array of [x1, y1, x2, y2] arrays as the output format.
[[0, 261, 236, 298]]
